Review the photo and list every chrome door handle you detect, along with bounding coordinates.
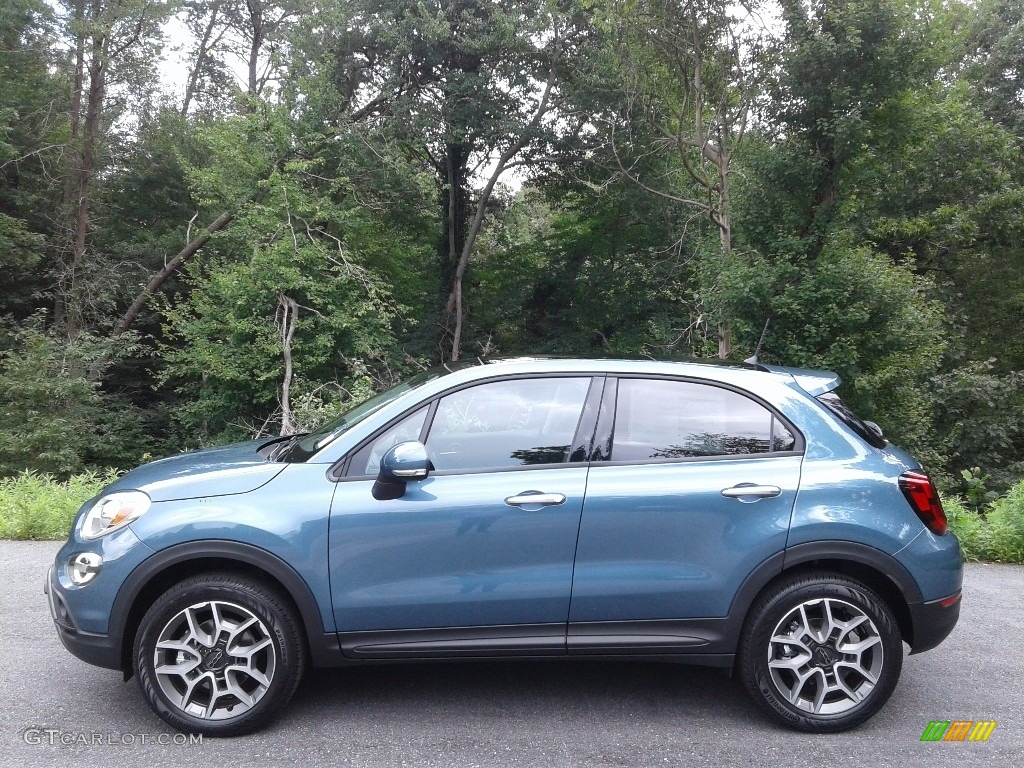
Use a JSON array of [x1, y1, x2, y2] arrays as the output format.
[[504, 492, 567, 507], [721, 484, 782, 500]]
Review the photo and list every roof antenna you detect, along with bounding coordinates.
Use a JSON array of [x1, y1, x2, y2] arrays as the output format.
[[744, 317, 771, 365]]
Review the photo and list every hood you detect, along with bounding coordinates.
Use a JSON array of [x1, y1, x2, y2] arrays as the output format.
[[102, 439, 287, 502]]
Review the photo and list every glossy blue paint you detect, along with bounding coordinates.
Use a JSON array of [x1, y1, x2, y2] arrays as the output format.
[[894, 526, 964, 601], [47, 355, 963, 682], [53, 522, 156, 634], [329, 467, 588, 630], [101, 438, 286, 501], [570, 456, 801, 620], [126, 463, 337, 631]]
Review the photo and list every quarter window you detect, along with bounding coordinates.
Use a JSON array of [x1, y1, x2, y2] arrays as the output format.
[[611, 379, 792, 461], [348, 406, 429, 477]]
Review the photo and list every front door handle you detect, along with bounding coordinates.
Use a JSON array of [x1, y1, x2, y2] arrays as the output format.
[[721, 484, 782, 500], [504, 492, 566, 507]]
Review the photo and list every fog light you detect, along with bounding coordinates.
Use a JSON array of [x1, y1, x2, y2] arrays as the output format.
[[68, 552, 103, 585]]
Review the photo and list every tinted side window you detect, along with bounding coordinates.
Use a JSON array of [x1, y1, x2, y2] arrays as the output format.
[[426, 378, 591, 471], [612, 379, 780, 461]]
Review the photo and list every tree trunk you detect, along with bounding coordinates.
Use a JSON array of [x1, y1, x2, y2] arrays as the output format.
[[247, 0, 264, 98], [56, 0, 87, 329], [442, 73, 557, 361], [276, 293, 298, 435], [112, 210, 235, 337], [711, 144, 732, 360], [181, 2, 222, 116], [437, 142, 470, 360], [66, 0, 106, 338]]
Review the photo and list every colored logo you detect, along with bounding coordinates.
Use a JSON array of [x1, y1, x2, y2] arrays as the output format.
[[921, 721, 997, 742]]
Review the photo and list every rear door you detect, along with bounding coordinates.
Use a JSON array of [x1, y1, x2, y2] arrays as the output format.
[[568, 376, 802, 652]]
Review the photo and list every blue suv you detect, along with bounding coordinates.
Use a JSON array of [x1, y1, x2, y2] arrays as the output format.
[[46, 358, 962, 735]]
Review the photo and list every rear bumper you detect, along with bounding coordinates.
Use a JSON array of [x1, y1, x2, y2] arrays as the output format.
[[45, 566, 122, 670], [908, 590, 961, 654]]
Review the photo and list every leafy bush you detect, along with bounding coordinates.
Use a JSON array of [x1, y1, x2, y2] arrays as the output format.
[[0, 469, 119, 540], [945, 479, 1024, 563], [986, 484, 1024, 563], [0, 316, 153, 478], [944, 495, 992, 561]]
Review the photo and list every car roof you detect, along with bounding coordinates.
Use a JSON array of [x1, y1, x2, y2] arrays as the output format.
[[433, 356, 841, 396]]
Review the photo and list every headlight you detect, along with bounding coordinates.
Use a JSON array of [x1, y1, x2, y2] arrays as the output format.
[[81, 490, 151, 539]]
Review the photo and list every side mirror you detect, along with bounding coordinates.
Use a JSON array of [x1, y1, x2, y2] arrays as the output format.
[[372, 441, 430, 500]]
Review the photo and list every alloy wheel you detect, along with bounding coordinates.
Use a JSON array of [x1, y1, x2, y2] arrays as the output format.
[[152, 599, 277, 721]]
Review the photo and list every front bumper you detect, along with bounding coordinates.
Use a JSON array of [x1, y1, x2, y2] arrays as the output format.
[[908, 590, 961, 654], [45, 566, 122, 670]]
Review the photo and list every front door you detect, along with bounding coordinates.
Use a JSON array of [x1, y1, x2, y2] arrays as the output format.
[[329, 375, 598, 658]]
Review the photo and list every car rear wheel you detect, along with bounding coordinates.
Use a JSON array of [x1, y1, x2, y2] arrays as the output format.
[[738, 571, 903, 732], [133, 572, 306, 736]]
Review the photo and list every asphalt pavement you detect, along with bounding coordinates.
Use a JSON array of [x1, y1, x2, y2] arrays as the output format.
[[1, 541, 1021, 767]]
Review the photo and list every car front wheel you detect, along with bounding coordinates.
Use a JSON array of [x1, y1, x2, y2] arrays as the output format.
[[738, 571, 903, 732], [133, 572, 306, 736]]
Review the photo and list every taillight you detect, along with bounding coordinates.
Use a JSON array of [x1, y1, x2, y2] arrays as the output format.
[[898, 471, 947, 535]]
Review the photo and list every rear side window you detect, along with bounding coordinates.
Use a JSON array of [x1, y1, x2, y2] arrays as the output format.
[[816, 392, 887, 448], [611, 379, 796, 461]]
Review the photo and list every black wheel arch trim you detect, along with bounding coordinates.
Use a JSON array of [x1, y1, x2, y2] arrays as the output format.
[[781, 540, 923, 603], [719, 541, 925, 654], [110, 540, 343, 673]]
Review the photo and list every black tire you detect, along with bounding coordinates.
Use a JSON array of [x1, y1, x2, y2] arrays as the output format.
[[133, 572, 306, 736], [737, 571, 903, 732]]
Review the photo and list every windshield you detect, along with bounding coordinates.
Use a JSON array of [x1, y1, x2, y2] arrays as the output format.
[[282, 368, 446, 462]]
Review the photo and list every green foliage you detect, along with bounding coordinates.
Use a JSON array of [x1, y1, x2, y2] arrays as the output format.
[[944, 495, 990, 561], [0, 317, 152, 477], [1, 0, 1024, 499], [160, 110, 418, 442], [710, 238, 946, 464], [471, 184, 716, 357], [946, 480, 1024, 563], [964, 0, 1024, 135], [961, 467, 1000, 512], [0, 468, 120, 540], [930, 363, 1024, 491], [986, 483, 1024, 563]]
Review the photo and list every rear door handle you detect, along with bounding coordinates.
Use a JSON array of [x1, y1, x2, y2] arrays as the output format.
[[504, 492, 566, 507], [721, 484, 782, 500]]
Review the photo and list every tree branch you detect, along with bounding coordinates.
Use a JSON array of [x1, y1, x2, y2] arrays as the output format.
[[111, 210, 235, 337]]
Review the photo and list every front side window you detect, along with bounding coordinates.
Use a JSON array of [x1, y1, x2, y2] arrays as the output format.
[[426, 378, 591, 471], [611, 379, 794, 461]]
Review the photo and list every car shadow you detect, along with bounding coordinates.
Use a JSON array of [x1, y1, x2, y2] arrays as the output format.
[[289, 659, 758, 724]]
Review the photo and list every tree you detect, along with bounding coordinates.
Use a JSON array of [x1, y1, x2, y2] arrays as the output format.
[[55, 0, 172, 337], [158, 109, 422, 440], [177, 0, 306, 115], [0, 0, 67, 322], [600, 0, 767, 357], [0, 316, 151, 476], [963, 0, 1024, 136], [309, 0, 591, 361]]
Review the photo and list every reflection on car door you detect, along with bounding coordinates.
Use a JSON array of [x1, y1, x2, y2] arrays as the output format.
[[567, 377, 802, 654], [329, 376, 600, 659]]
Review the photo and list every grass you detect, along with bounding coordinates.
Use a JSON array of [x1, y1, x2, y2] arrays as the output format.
[[0, 469, 120, 540]]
